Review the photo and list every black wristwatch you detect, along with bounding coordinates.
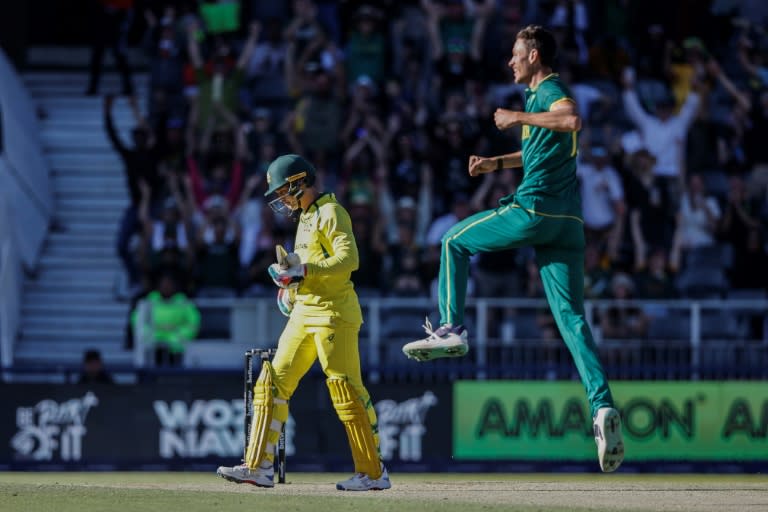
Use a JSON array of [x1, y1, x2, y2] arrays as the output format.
[[497, 158, 503, 170]]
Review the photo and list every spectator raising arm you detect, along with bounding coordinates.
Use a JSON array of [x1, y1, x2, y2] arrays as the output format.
[[284, 38, 300, 95], [198, 111, 217, 155], [128, 94, 155, 147], [629, 205, 649, 271], [707, 59, 752, 112], [469, 172, 495, 211], [737, 35, 760, 79], [137, 179, 152, 232], [232, 174, 262, 218], [414, 162, 433, 247], [186, 21, 203, 70], [185, 126, 244, 211], [469, 0, 494, 62], [166, 171, 193, 229], [186, 155, 208, 209], [281, 109, 303, 155], [104, 94, 128, 157], [620, 68, 654, 128], [621, 66, 700, 179], [225, 126, 246, 208], [136, 179, 165, 276], [668, 226, 683, 273], [673, 78, 702, 129], [237, 22, 261, 71], [423, 0, 444, 61]]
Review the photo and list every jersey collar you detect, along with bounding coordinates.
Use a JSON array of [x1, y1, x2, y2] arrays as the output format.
[[526, 72, 558, 94], [302, 192, 334, 215]]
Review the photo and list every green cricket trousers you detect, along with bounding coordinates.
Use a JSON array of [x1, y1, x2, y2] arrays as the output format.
[[438, 202, 614, 415]]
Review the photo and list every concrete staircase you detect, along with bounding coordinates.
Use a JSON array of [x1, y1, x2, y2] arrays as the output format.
[[15, 71, 147, 368]]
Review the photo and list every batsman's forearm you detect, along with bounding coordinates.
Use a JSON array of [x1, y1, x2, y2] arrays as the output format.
[[305, 235, 359, 277], [516, 109, 581, 132], [306, 248, 358, 277], [497, 151, 523, 169]]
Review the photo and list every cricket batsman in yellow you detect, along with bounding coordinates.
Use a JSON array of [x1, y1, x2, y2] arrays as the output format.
[[217, 154, 390, 491]]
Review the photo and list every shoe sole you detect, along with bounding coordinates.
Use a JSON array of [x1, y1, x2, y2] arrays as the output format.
[[217, 470, 274, 488], [403, 344, 468, 361], [596, 409, 625, 473], [336, 483, 391, 491]]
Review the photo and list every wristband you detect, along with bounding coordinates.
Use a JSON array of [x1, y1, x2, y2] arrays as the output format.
[[497, 158, 503, 171]]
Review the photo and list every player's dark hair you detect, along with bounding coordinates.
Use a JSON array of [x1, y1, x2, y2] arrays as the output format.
[[516, 25, 557, 67]]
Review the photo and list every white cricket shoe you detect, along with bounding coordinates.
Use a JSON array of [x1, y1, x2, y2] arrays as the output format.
[[593, 407, 624, 472], [336, 466, 391, 491], [216, 463, 274, 488], [402, 318, 469, 361]]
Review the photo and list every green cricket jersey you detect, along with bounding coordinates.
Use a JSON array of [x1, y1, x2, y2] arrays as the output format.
[[502, 73, 582, 219]]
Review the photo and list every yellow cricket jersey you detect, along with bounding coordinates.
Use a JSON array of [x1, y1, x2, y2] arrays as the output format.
[[292, 192, 363, 325]]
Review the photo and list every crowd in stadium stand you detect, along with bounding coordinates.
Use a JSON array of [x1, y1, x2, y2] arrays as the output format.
[[109, 0, 768, 347]]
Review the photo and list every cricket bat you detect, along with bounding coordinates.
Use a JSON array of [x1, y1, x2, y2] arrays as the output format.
[[276, 245, 300, 269], [276, 244, 289, 268]]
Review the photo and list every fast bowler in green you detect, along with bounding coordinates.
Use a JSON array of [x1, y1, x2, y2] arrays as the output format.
[[402, 24, 625, 473]]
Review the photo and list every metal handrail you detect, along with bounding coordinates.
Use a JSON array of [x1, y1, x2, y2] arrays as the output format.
[[166, 296, 768, 378], [0, 240, 21, 369]]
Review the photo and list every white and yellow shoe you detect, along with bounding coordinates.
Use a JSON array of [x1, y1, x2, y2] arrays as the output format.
[[216, 462, 274, 488], [402, 318, 469, 361], [593, 407, 624, 472], [336, 466, 391, 491]]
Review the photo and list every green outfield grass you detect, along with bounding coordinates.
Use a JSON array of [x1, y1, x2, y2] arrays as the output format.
[[0, 472, 766, 512]]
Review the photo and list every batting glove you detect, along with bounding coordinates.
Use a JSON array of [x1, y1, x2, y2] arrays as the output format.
[[268, 259, 306, 289], [276, 287, 296, 317]]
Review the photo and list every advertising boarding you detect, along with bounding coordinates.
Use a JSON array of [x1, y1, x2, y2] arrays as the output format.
[[0, 377, 450, 469], [454, 381, 768, 460]]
